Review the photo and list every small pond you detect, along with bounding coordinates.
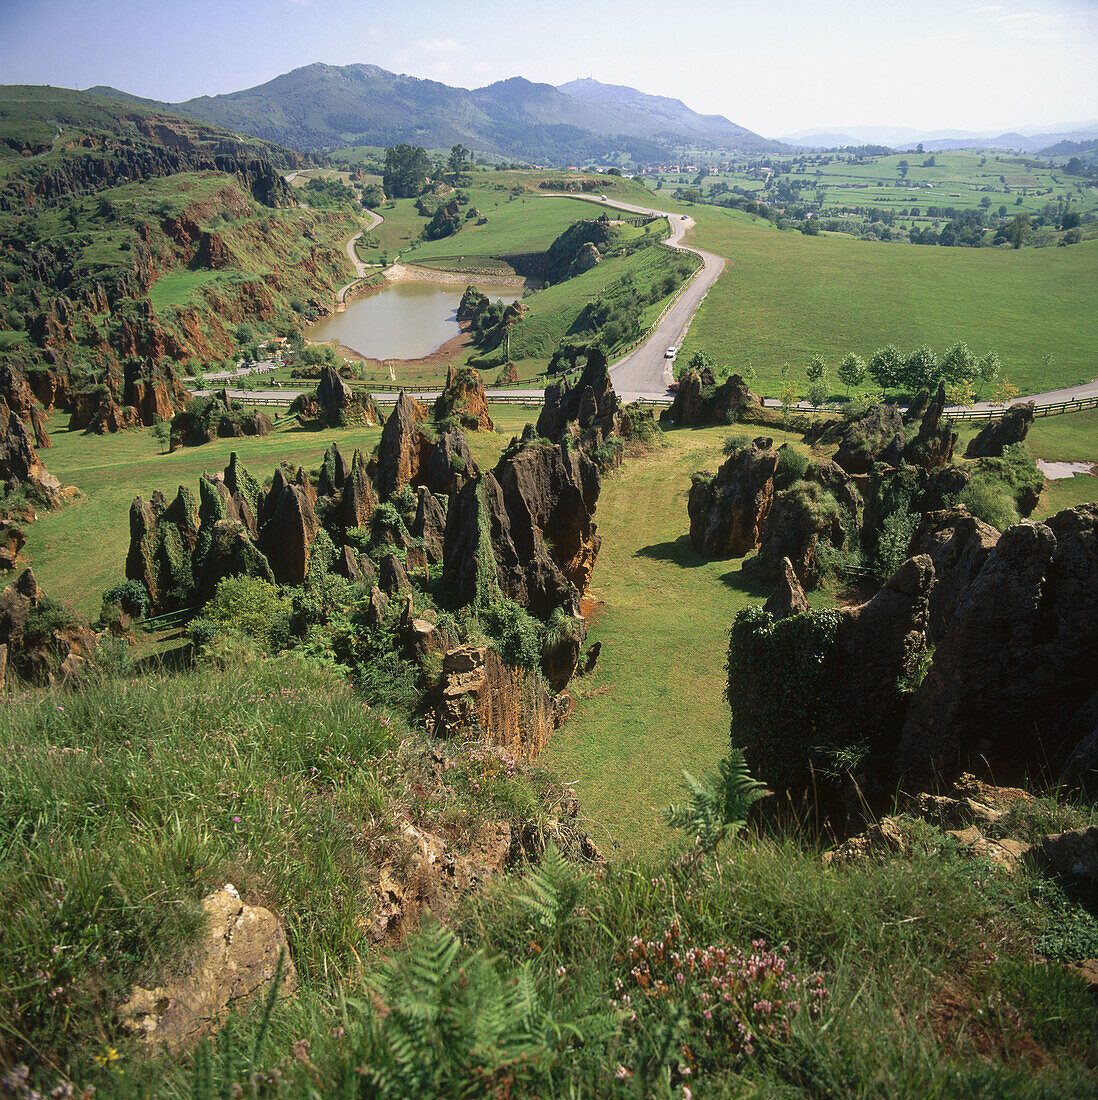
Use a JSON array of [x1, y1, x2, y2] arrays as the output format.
[[306, 280, 522, 360]]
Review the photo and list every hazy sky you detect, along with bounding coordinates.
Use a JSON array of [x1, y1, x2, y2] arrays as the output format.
[[2, 0, 1096, 138]]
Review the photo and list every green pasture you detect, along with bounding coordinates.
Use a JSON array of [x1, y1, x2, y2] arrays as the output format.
[[147, 268, 232, 312], [677, 206, 1098, 396]]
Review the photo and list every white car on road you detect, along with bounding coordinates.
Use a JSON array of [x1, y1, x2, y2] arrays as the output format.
[[664, 346, 678, 359]]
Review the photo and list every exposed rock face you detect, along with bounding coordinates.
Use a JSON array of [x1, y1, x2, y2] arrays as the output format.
[[659, 366, 760, 428], [0, 522, 26, 571], [411, 487, 447, 564], [688, 437, 779, 558], [425, 427, 477, 497], [834, 402, 906, 474], [379, 553, 410, 596], [1061, 690, 1098, 797], [0, 410, 62, 504], [257, 482, 319, 586], [433, 365, 493, 432], [370, 818, 515, 946], [29, 406, 51, 450], [904, 383, 957, 470], [911, 507, 1000, 642], [374, 391, 433, 499], [0, 568, 97, 687], [1030, 826, 1098, 885], [433, 645, 573, 762], [120, 886, 297, 1048], [966, 402, 1036, 459], [537, 346, 622, 445], [335, 449, 376, 531], [897, 505, 1098, 788], [194, 519, 274, 605], [289, 365, 382, 428], [763, 557, 810, 619]]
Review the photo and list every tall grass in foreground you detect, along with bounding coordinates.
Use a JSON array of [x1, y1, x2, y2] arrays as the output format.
[[3, 654, 1097, 1097]]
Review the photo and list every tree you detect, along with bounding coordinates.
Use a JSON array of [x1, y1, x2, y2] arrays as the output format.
[[997, 212, 1032, 249], [941, 341, 977, 386], [837, 352, 866, 394], [150, 420, 171, 453], [446, 144, 472, 183], [780, 381, 798, 422], [903, 345, 940, 392], [805, 353, 827, 383], [990, 376, 1020, 407], [867, 344, 905, 389], [806, 378, 829, 408], [688, 350, 715, 373], [975, 351, 1001, 399], [383, 144, 431, 198]]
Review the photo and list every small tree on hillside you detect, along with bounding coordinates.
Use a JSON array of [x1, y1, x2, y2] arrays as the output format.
[[837, 352, 866, 395]]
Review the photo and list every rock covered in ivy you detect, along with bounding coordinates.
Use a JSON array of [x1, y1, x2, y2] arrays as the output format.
[[426, 427, 477, 497], [257, 481, 319, 586]]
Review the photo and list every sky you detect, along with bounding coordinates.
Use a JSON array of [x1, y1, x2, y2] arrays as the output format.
[[2, 0, 1096, 138]]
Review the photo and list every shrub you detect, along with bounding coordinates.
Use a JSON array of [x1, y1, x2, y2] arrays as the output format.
[[874, 507, 920, 581], [205, 575, 293, 650], [100, 578, 150, 620], [774, 446, 808, 490], [961, 476, 1020, 532], [478, 597, 544, 669]]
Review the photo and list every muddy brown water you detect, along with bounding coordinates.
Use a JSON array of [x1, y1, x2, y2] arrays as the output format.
[[306, 280, 522, 361]]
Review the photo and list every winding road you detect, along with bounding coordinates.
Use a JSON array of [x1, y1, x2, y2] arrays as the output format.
[[217, 189, 1096, 415], [335, 209, 384, 304]]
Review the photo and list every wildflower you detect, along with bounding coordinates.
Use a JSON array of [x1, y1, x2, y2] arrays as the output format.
[[232, 815, 241, 823], [556, 965, 567, 977], [93, 1046, 119, 1067], [615, 1065, 630, 1079]]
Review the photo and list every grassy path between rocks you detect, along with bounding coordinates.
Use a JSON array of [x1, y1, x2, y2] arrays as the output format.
[[542, 424, 818, 858]]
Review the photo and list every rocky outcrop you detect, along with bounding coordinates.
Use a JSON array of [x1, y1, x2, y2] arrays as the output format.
[[834, 402, 906, 474], [763, 557, 810, 619], [896, 505, 1098, 788], [659, 366, 760, 428], [0, 410, 62, 504], [411, 487, 447, 564], [537, 346, 621, 445], [831, 555, 935, 757], [688, 437, 779, 558], [120, 886, 297, 1048], [910, 507, 1000, 642], [444, 438, 602, 620], [335, 449, 376, 531], [433, 365, 493, 432], [433, 645, 573, 762], [903, 383, 957, 470], [257, 482, 320, 586], [966, 402, 1036, 459], [425, 427, 477, 497], [289, 365, 381, 428], [0, 568, 97, 687], [748, 461, 861, 587], [373, 391, 433, 499]]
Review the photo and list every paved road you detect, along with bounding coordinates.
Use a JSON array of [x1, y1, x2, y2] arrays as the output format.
[[336, 210, 385, 304], [538, 192, 724, 395]]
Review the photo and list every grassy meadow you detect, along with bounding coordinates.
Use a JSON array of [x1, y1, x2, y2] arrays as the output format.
[[676, 204, 1098, 396]]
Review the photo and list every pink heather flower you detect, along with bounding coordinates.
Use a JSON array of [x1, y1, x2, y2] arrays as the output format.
[[232, 815, 241, 823], [615, 1065, 629, 1079]]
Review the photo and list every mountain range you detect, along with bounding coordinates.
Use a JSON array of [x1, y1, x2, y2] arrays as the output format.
[[87, 63, 786, 165], [783, 122, 1098, 153]]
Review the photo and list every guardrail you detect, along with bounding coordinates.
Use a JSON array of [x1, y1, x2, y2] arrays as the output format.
[[945, 394, 1098, 422]]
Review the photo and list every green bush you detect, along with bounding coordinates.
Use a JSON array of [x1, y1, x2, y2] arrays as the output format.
[[205, 575, 293, 650], [961, 475, 1020, 531], [774, 445, 809, 490], [99, 578, 150, 620], [874, 507, 920, 581], [479, 597, 544, 669]]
